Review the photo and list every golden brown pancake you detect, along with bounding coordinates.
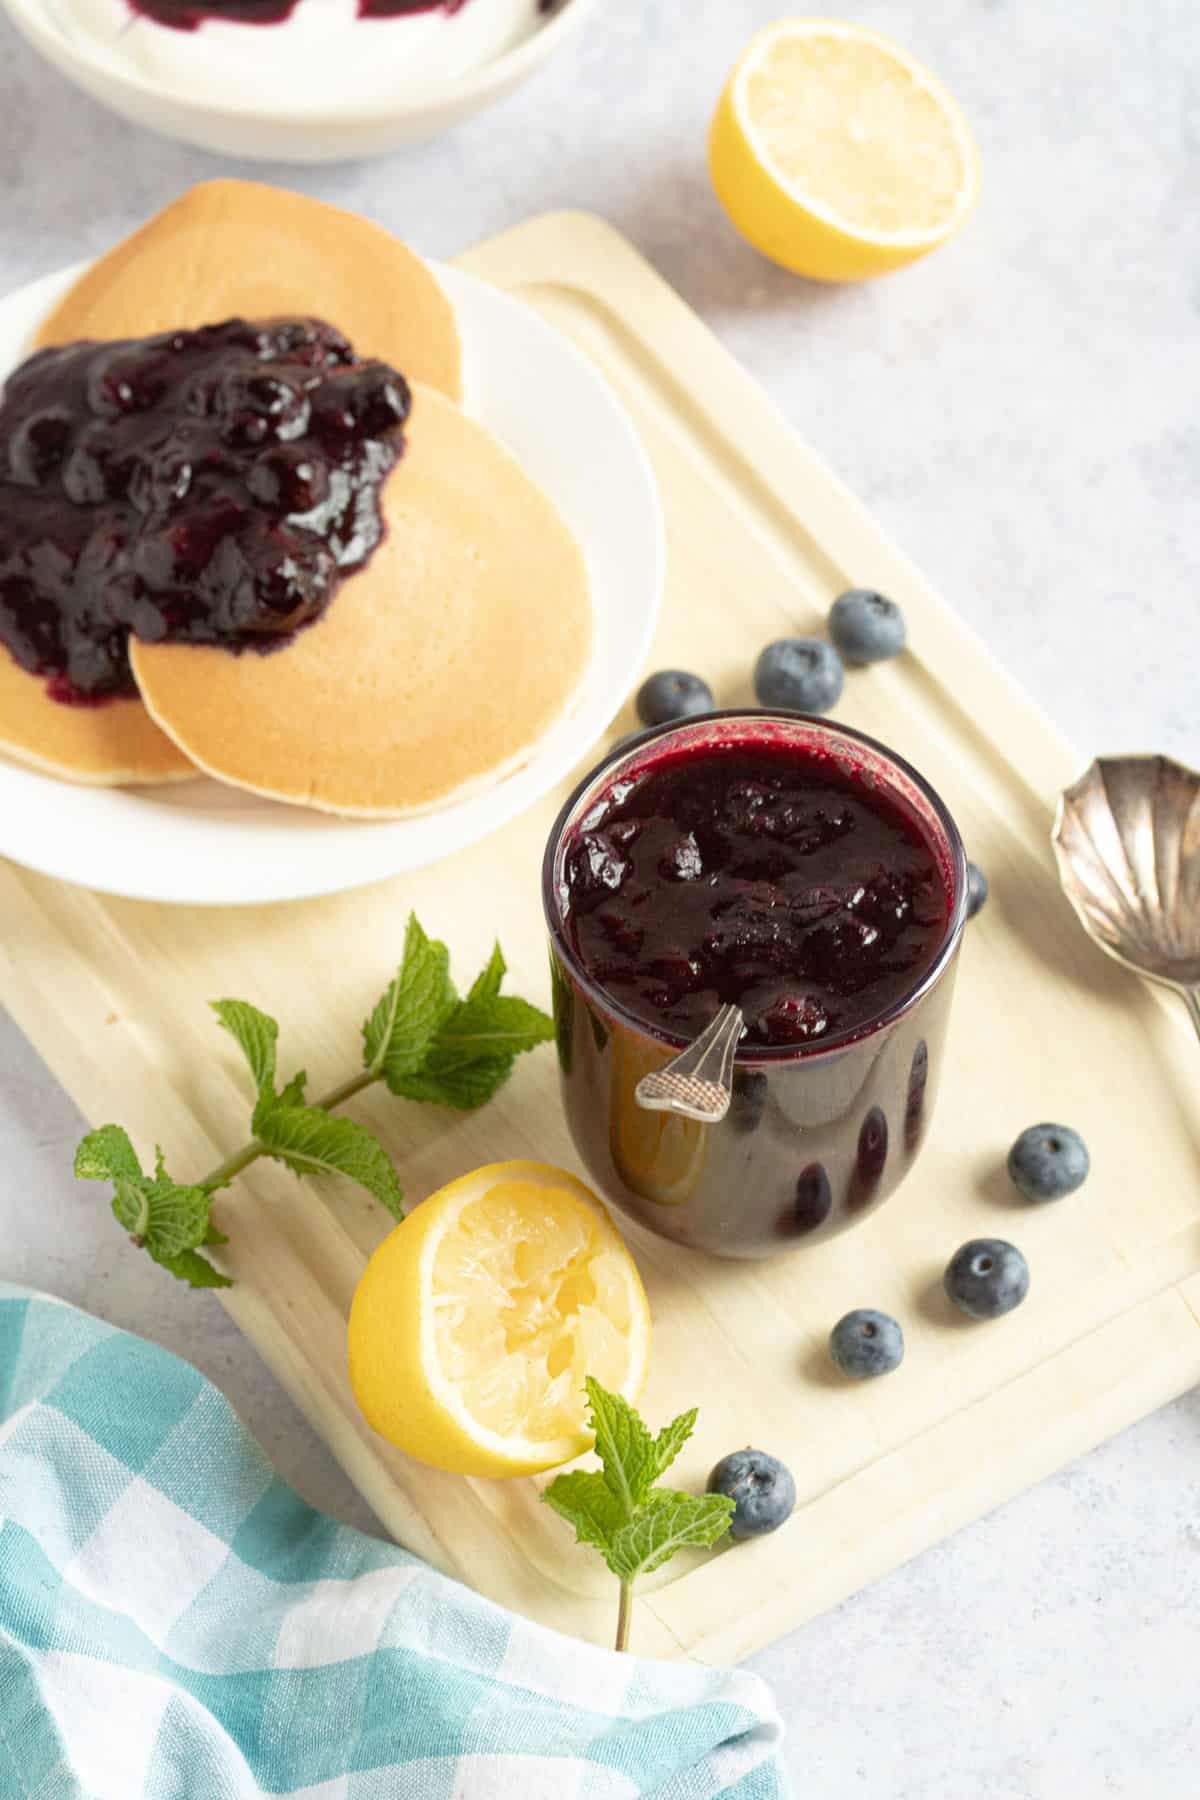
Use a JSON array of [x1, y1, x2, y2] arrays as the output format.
[[35, 181, 462, 403], [0, 653, 196, 786], [130, 384, 592, 818], [11, 179, 461, 785]]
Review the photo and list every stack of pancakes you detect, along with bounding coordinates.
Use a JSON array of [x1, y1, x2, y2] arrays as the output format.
[[0, 182, 593, 818]]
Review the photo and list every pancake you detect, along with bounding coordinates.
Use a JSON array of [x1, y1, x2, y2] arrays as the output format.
[[34, 181, 462, 403], [130, 384, 592, 819], [0, 654, 196, 786]]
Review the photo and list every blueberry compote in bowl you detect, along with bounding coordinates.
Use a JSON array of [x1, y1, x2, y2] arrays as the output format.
[[543, 712, 968, 1259], [3, 0, 593, 161]]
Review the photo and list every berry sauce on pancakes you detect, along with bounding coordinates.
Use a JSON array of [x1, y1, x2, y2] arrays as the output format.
[[0, 317, 409, 703]]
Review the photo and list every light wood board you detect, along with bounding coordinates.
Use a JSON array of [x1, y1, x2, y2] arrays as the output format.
[[3, 212, 1198, 1663]]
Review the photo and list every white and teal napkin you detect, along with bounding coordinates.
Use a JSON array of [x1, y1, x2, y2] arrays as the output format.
[[0, 1283, 788, 1798]]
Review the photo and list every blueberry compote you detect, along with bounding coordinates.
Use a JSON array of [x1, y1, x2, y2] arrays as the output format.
[[124, 0, 561, 30], [561, 737, 950, 1050], [0, 318, 408, 704], [123, 0, 527, 30]]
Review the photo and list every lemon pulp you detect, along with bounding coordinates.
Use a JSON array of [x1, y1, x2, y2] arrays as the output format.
[[710, 20, 979, 281], [433, 1179, 638, 1442], [741, 32, 969, 237], [348, 1161, 649, 1477]]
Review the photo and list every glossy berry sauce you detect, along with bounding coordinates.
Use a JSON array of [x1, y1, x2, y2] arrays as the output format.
[[0, 318, 408, 704], [561, 737, 950, 1050], [124, 0, 560, 31]]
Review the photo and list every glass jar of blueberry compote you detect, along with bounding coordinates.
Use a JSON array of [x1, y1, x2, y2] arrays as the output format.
[[543, 711, 968, 1259]]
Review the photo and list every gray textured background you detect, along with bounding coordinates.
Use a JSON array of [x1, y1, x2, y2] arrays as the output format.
[[2, 1, 1198, 1793]]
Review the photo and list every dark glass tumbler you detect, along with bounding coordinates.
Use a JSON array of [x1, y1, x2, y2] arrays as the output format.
[[542, 711, 967, 1259]]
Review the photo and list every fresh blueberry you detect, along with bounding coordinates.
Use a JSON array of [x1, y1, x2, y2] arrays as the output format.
[[944, 1238, 1030, 1319], [966, 861, 989, 918], [828, 589, 907, 664], [829, 1308, 905, 1379], [753, 639, 844, 714], [635, 669, 714, 726], [707, 1447, 796, 1540], [1007, 1123, 1089, 1202]]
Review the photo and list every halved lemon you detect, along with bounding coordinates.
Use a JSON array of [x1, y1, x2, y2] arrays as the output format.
[[709, 18, 980, 281], [347, 1161, 650, 1477]]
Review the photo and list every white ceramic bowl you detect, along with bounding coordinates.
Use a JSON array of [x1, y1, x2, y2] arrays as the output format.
[[0, 0, 595, 162]]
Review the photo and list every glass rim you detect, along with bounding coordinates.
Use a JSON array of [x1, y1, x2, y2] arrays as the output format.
[[541, 709, 970, 1063]]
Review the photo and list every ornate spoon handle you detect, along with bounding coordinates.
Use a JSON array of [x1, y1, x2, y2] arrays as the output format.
[[633, 1004, 744, 1123]]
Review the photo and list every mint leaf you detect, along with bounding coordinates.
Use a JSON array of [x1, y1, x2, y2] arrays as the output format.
[[392, 950, 552, 1110], [277, 1069, 308, 1107], [586, 1376, 658, 1513], [212, 999, 278, 1098], [110, 1176, 148, 1238], [390, 1053, 515, 1111], [154, 1246, 233, 1289], [254, 1101, 404, 1220], [75, 1124, 143, 1184], [467, 942, 506, 1005], [651, 1406, 698, 1481], [365, 914, 457, 1085], [605, 1492, 734, 1581], [434, 994, 556, 1059], [77, 1127, 225, 1289], [542, 1469, 627, 1556], [115, 1173, 211, 1258]]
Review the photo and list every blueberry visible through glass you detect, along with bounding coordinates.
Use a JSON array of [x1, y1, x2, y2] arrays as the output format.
[[560, 736, 950, 1050], [792, 1162, 833, 1234], [847, 1104, 889, 1210], [730, 1069, 768, 1134], [904, 1038, 929, 1150], [0, 318, 409, 704]]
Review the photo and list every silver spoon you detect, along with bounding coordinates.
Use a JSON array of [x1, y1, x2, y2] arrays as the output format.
[[634, 1003, 744, 1123], [1053, 753, 1200, 1040]]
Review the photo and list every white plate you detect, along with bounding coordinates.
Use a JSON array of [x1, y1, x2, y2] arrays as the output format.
[[0, 261, 664, 906]]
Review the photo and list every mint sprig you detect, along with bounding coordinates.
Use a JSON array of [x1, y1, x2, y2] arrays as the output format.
[[73, 915, 553, 1290], [76, 1127, 231, 1288], [544, 1377, 735, 1651]]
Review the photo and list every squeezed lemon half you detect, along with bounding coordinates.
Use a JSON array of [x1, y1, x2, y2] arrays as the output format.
[[347, 1161, 650, 1477], [709, 18, 980, 281]]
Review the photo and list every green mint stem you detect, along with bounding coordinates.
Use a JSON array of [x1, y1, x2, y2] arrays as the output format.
[[204, 1068, 381, 1194], [310, 1068, 378, 1111], [202, 1138, 267, 1192], [615, 1579, 634, 1654]]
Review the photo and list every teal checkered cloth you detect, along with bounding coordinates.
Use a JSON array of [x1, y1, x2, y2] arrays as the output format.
[[0, 1284, 788, 1798]]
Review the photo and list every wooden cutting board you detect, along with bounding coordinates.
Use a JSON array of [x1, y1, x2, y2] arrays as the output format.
[[3, 213, 1198, 1663]]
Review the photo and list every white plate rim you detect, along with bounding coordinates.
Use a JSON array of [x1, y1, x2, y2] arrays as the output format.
[[0, 257, 664, 906]]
